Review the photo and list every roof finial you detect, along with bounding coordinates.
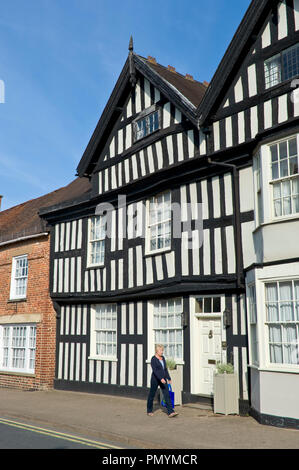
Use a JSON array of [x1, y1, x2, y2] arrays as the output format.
[[129, 35, 134, 53], [128, 35, 136, 87]]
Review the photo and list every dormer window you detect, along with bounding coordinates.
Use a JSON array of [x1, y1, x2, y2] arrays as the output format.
[[264, 43, 299, 89], [134, 109, 159, 142]]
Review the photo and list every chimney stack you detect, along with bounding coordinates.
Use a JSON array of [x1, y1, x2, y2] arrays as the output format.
[[185, 73, 194, 81], [167, 65, 176, 73], [203, 81, 210, 87], [147, 56, 157, 64]]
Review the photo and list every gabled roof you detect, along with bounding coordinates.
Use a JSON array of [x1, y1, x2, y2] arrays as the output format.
[[76, 51, 208, 177], [0, 177, 91, 245], [196, 0, 270, 124]]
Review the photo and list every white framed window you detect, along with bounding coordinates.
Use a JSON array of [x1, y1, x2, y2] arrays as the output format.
[[0, 324, 36, 373], [270, 137, 299, 218], [247, 285, 259, 366], [146, 190, 172, 254], [196, 296, 221, 315], [90, 304, 117, 360], [134, 110, 159, 141], [264, 43, 299, 89], [10, 255, 28, 300], [265, 280, 299, 366], [253, 133, 299, 226], [87, 215, 106, 267], [151, 298, 184, 361]]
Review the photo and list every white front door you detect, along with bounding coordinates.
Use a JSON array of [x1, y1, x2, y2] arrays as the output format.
[[198, 317, 222, 395]]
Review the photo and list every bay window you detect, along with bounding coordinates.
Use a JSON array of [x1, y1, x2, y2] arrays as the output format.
[[253, 134, 299, 225], [265, 281, 299, 366]]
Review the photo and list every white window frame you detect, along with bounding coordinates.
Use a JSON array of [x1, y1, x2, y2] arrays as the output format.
[[249, 263, 299, 374], [145, 190, 172, 255], [0, 323, 36, 374], [253, 133, 299, 227], [87, 215, 106, 268], [264, 279, 299, 367], [246, 284, 259, 367], [147, 298, 184, 365], [89, 304, 117, 361], [10, 255, 28, 300]]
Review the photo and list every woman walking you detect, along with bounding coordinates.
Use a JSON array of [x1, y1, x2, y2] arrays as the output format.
[[147, 344, 178, 418]]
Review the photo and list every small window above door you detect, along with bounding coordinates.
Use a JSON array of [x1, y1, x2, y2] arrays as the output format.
[[195, 296, 222, 316]]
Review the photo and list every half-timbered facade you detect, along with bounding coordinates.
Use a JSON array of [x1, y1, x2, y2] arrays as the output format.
[[41, 0, 299, 427]]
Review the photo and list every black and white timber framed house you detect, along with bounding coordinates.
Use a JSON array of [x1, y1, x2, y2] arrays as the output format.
[[40, 0, 299, 427]]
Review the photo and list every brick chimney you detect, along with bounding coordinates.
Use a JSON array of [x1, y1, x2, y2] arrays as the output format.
[[167, 65, 176, 73], [203, 81, 210, 87]]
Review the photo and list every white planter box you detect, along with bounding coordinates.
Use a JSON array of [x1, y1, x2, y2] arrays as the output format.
[[159, 366, 182, 406], [170, 368, 182, 406], [213, 373, 239, 415]]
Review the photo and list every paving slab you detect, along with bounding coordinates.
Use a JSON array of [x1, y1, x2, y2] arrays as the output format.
[[0, 388, 298, 449]]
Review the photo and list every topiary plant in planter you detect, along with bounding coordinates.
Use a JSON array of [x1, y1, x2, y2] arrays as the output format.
[[166, 357, 177, 370], [214, 362, 239, 415], [215, 362, 234, 374]]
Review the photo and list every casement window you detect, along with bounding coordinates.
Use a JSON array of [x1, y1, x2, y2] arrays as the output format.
[[265, 281, 299, 366], [0, 324, 36, 373], [270, 137, 299, 218], [10, 255, 28, 300], [264, 43, 299, 89], [146, 191, 172, 254], [90, 304, 117, 360], [134, 110, 159, 142], [248, 285, 259, 366], [152, 298, 183, 361], [88, 215, 106, 266]]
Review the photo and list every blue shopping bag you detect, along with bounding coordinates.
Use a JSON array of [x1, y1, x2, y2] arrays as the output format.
[[161, 383, 175, 408]]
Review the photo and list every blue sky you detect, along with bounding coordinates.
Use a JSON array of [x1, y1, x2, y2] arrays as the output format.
[[0, 0, 250, 211]]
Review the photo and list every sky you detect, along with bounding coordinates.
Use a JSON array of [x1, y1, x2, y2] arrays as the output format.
[[0, 0, 250, 211]]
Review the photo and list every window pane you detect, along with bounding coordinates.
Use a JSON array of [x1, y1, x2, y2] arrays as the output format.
[[266, 284, 279, 321], [288, 138, 298, 157], [264, 55, 281, 88], [282, 44, 299, 81], [271, 144, 278, 162], [280, 159, 288, 177], [279, 282, 294, 321], [272, 162, 279, 180]]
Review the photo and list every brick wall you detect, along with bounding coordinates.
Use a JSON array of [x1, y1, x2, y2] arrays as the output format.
[[0, 234, 56, 390]]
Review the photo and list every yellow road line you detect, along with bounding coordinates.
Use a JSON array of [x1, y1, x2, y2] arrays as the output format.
[[0, 417, 122, 449]]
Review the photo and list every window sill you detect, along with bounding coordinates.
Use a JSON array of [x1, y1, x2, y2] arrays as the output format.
[[88, 356, 118, 362], [249, 364, 299, 374], [253, 214, 299, 233], [7, 298, 27, 303], [146, 359, 185, 366], [144, 247, 172, 258], [0, 370, 35, 377], [86, 263, 105, 270]]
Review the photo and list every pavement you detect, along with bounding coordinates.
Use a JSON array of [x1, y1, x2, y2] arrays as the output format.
[[0, 387, 299, 449]]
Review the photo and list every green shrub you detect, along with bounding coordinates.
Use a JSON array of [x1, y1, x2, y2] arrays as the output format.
[[216, 362, 234, 374]]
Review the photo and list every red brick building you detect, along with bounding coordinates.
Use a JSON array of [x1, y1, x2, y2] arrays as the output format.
[[0, 178, 90, 390]]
